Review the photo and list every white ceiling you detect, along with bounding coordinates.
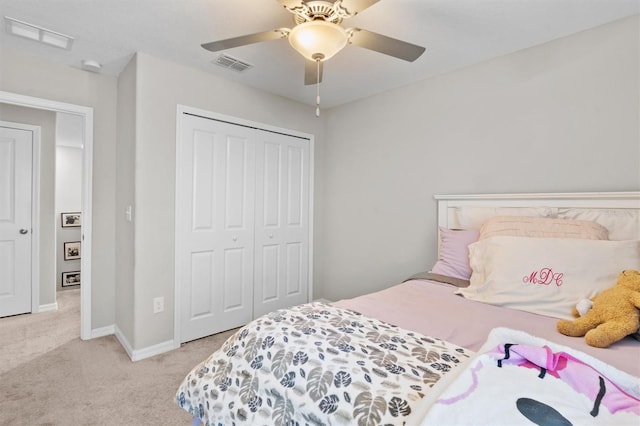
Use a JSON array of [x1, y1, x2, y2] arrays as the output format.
[[1, 0, 638, 108]]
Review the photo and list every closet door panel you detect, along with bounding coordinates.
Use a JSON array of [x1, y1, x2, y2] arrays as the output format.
[[260, 244, 280, 301], [225, 138, 250, 229], [262, 142, 281, 227], [189, 250, 214, 318], [286, 242, 303, 296], [286, 146, 303, 226], [179, 115, 255, 343], [223, 247, 248, 310], [191, 133, 216, 230], [254, 131, 309, 317]]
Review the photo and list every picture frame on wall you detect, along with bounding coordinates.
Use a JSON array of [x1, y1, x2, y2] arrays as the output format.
[[63, 241, 81, 260], [62, 271, 81, 287], [61, 212, 81, 228]]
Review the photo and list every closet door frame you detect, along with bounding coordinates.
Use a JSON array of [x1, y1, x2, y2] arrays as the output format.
[[173, 105, 314, 345]]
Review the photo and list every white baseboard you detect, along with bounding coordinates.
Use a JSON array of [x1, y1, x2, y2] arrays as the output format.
[[114, 326, 179, 362], [91, 325, 115, 339], [38, 302, 58, 312], [114, 325, 134, 359], [313, 298, 332, 303], [130, 339, 180, 362]]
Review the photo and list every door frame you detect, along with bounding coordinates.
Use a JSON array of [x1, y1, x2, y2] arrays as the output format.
[[174, 104, 315, 345], [0, 120, 40, 315], [0, 90, 94, 340]]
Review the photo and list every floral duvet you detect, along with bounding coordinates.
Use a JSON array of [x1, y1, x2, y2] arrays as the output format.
[[175, 302, 471, 425]]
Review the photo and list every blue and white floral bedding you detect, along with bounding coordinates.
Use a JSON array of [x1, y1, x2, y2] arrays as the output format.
[[175, 302, 471, 425]]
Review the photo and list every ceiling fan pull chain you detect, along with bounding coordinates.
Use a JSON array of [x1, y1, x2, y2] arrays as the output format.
[[316, 57, 321, 117]]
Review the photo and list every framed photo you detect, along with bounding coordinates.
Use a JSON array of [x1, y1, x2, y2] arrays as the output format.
[[61, 212, 81, 228], [62, 271, 81, 287], [63, 241, 81, 260]]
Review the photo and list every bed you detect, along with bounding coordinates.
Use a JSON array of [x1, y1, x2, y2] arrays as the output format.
[[176, 192, 640, 425]]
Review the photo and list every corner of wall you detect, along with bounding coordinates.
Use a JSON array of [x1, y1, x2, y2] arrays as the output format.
[[114, 53, 138, 347]]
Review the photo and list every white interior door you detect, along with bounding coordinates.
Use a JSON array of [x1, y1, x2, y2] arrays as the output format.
[[178, 114, 255, 343], [0, 125, 33, 317], [253, 131, 310, 317]]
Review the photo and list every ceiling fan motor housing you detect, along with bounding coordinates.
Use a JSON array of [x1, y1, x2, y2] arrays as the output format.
[[293, 1, 345, 25]]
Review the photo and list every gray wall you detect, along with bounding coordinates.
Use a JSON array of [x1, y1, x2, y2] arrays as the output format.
[[0, 47, 118, 329], [320, 15, 640, 302], [0, 104, 57, 306]]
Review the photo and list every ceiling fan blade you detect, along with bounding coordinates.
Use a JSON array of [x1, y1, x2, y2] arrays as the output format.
[[202, 30, 287, 52], [276, 0, 305, 9], [349, 28, 425, 62], [304, 59, 323, 85], [339, 0, 380, 15], [276, 0, 308, 17]]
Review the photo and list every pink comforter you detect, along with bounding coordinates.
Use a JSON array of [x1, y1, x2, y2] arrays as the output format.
[[333, 279, 640, 377]]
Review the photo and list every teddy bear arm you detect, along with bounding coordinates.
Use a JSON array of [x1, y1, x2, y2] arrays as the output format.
[[630, 291, 640, 309]]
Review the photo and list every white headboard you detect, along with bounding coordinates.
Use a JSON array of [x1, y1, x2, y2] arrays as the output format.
[[435, 192, 640, 236]]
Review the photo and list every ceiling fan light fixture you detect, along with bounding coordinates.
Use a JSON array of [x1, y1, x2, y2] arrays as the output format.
[[288, 20, 347, 61]]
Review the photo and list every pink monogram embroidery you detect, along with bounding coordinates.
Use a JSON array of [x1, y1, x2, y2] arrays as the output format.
[[523, 268, 564, 286]]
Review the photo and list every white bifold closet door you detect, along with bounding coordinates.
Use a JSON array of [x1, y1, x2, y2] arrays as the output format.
[[253, 131, 310, 318], [178, 113, 310, 343]]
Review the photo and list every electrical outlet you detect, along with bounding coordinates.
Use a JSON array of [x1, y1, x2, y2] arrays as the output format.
[[153, 297, 164, 313]]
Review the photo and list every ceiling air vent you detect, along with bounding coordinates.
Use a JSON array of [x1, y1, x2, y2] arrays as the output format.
[[214, 54, 253, 72]]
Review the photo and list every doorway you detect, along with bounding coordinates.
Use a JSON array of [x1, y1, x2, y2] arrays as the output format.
[[55, 113, 83, 294], [0, 90, 93, 340]]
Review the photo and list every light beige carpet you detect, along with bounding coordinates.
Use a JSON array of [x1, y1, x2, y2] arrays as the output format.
[[0, 288, 80, 375], [0, 289, 236, 425]]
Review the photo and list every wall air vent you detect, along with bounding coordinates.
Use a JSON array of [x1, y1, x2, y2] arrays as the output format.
[[214, 54, 253, 72]]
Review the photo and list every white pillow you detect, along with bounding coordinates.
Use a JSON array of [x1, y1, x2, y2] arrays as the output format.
[[557, 208, 640, 241], [455, 207, 555, 230], [479, 216, 609, 240], [458, 236, 640, 320]]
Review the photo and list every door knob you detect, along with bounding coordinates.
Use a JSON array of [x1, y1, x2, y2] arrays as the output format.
[[19, 228, 28, 234]]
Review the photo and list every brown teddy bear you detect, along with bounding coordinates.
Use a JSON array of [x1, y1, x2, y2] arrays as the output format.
[[557, 270, 640, 348]]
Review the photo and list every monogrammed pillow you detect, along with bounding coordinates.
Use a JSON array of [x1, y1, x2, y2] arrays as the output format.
[[457, 236, 640, 320]]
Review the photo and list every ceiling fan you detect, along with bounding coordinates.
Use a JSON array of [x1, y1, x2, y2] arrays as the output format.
[[201, 0, 426, 88]]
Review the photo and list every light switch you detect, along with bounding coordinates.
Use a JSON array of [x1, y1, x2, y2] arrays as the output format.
[[125, 205, 132, 222]]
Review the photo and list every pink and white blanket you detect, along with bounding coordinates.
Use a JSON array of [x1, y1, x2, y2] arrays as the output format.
[[409, 327, 640, 425]]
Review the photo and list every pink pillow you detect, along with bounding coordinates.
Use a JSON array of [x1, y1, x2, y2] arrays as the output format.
[[431, 227, 480, 280]]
